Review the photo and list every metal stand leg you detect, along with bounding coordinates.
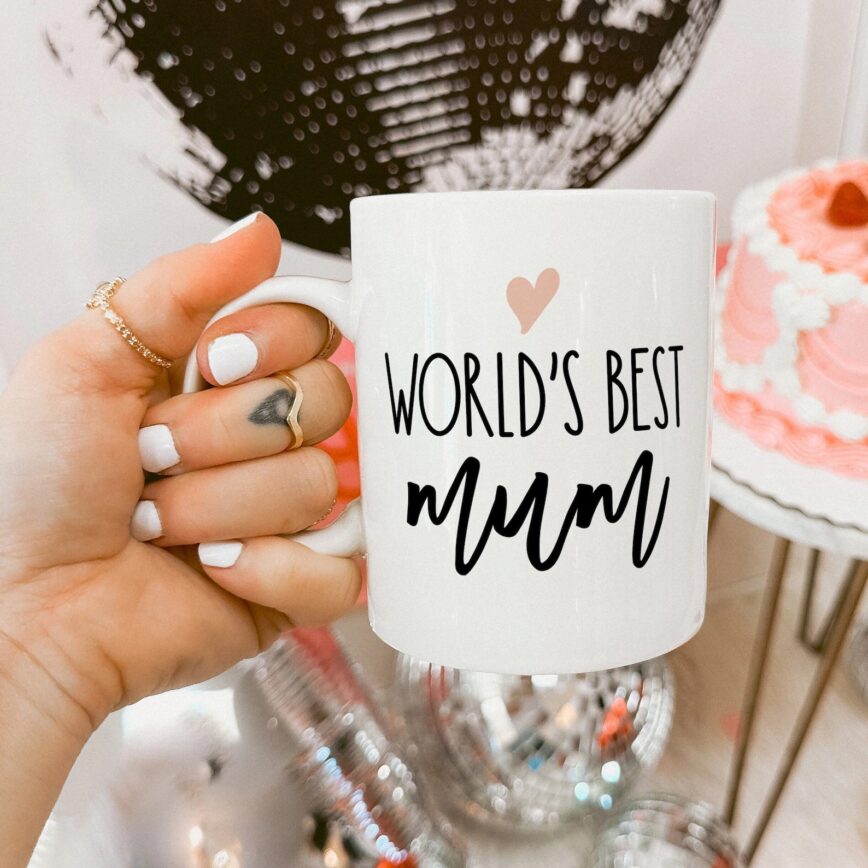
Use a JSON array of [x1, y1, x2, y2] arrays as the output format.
[[723, 537, 791, 826], [743, 561, 867, 864], [798, 555, 858, 653], [814, 559, 859, 651], [797, 549, 821, 649]]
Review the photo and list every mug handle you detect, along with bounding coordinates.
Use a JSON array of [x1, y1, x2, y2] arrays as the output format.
[[182, 275, 366, 559]]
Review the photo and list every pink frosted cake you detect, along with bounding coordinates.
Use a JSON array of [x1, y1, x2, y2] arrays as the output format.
[[714, 160, 868, 478]]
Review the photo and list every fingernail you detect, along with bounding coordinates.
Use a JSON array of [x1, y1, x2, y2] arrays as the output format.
[[199, 540, 243, 568], [210, 212, 261, 243], [131, 500, 162, 541], [138, 424, 181, 473], [208, 333, 259, 385]]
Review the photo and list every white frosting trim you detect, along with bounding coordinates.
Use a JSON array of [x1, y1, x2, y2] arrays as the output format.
[[716, 162, 868, 442]]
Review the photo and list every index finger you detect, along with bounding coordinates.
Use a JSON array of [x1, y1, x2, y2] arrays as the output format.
[[195, 302, 341, 387]]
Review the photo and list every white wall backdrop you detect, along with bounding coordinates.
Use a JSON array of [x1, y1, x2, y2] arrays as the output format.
[[0, 0, 864, 372]]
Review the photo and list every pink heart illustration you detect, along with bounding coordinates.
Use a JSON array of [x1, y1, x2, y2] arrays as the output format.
[[506, 268, 560, 334]]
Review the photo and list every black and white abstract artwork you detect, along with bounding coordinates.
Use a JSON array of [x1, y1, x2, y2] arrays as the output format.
[[39, 0, 720, 254]]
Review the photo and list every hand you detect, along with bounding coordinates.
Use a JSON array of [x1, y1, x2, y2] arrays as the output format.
[[0, 214, 360, 862]]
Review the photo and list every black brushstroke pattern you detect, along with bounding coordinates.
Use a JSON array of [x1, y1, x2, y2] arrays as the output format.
[[61, 0, 720, 254]]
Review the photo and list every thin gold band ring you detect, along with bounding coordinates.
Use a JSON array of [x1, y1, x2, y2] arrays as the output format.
[[317, 318, 338, 359], [86, 277, 173, 369], [273, 371, 304, 449]]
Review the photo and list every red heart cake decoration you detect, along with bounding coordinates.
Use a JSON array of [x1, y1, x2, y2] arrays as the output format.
[[826, 180, 868, 227]]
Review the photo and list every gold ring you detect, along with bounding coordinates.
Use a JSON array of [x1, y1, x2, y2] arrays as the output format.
[[86, 277, 172, 369], [317, 318, 338, 359], [273, 371, 304, 449]]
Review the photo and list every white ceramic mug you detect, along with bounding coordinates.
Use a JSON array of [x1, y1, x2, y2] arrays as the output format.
[[185, 190, 716, 674]]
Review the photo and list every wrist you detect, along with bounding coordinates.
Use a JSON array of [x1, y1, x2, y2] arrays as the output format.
[[0, 620, 104, 746], [0, 629, 95, 867]]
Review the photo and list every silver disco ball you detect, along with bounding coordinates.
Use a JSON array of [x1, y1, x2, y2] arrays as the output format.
[[395, 655, 674, 828], [590, 794, 743, 867], [245, 633, 466, 867]]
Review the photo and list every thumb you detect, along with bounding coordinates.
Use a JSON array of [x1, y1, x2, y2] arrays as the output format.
[[35, 212, 281, 397]]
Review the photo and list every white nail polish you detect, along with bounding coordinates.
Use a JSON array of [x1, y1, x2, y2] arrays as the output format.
[[209, 212, 261, 243], [199, 540, 243, 568], [208, 333, 259, 385], [131, 500, 162, 541], [138, 424, 181, 473]]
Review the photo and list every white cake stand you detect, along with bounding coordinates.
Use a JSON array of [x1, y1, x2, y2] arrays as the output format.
[[709, 415, 867, 864], [711, 416, 868, 556]]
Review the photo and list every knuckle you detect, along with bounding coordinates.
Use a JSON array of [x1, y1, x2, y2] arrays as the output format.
[[146, 252, 204, 330], [298, 306, 328, 352], [306, 360, 353, 419], [215, 399, 245, 453], [166, 492, 204, 542], [311, 448, 340, 504], [322, 361, 354, 417], [292, 447, 339, 506], [164, 279, 202, 331], [335, 560, 362, 613]]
